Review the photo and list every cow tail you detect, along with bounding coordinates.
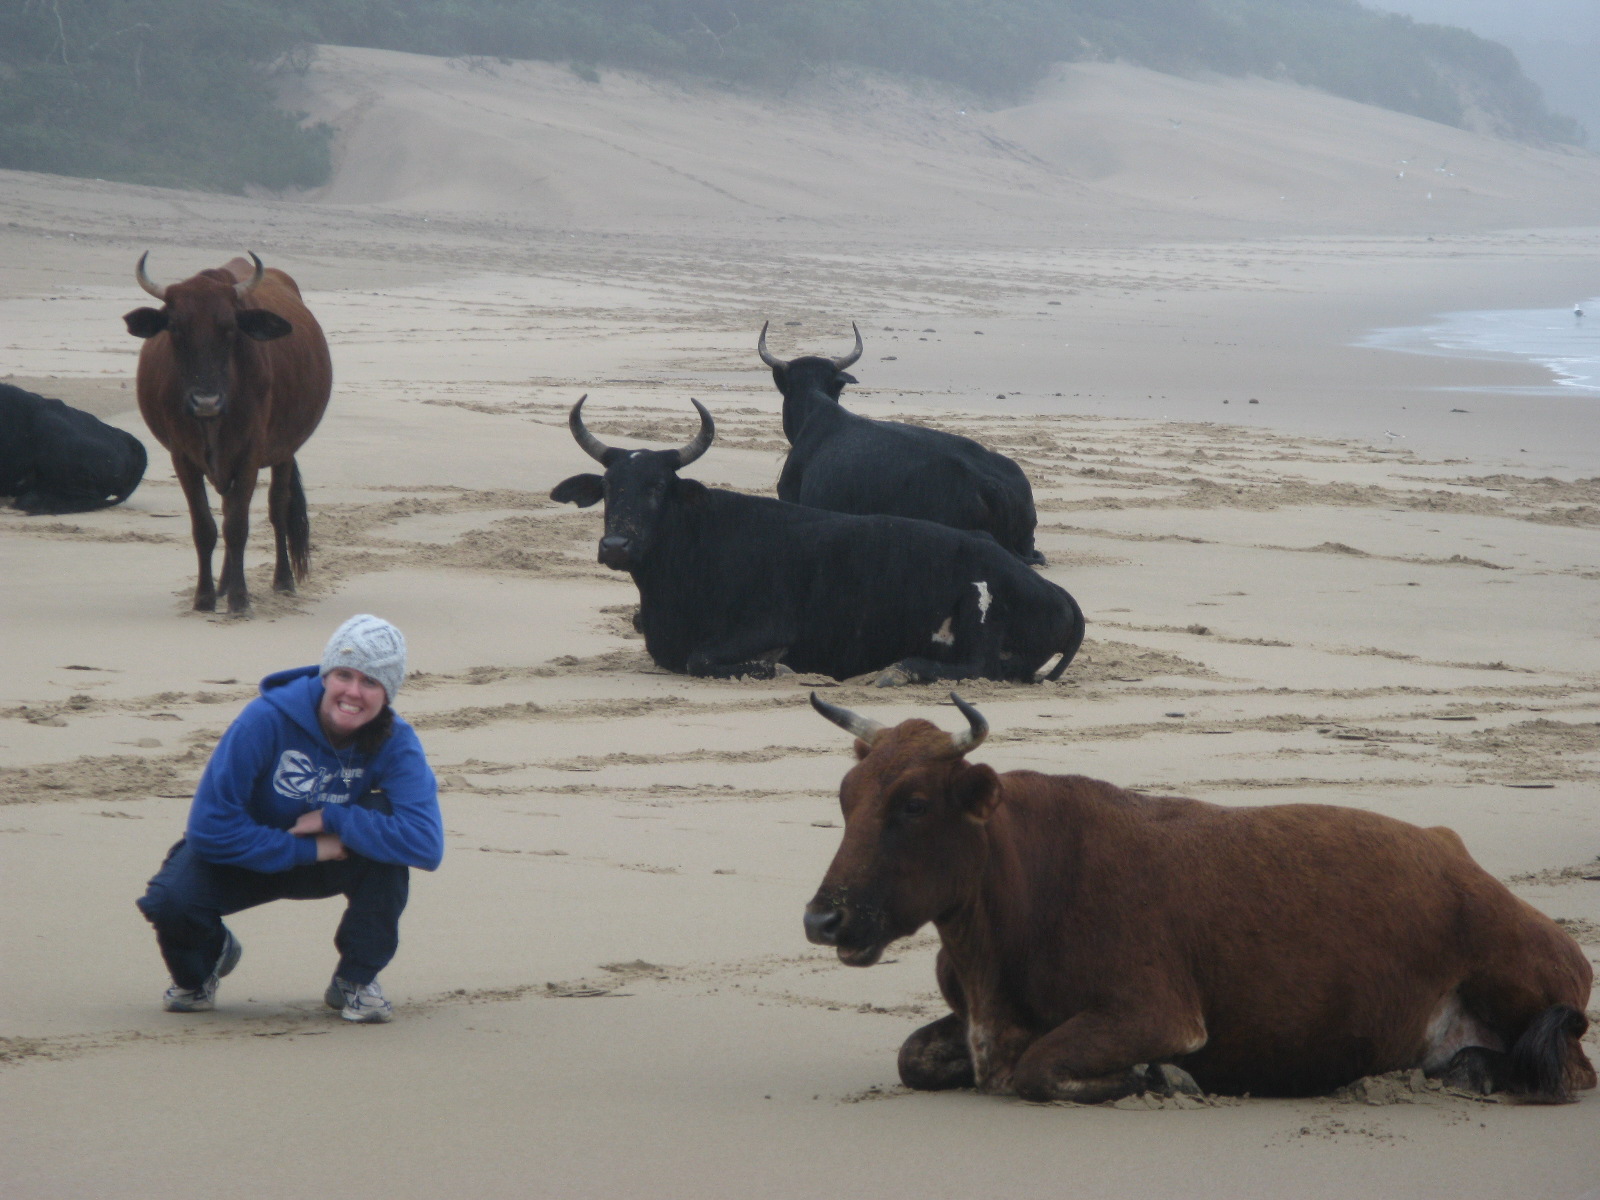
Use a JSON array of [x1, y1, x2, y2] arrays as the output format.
[[286, 461, 311, 583], [1506, 1004, 1587, 1102], [1044, 589, 1087, 681]]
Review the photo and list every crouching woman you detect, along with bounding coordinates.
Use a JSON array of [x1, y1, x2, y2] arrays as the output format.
[[136, 614, 443, 1023]]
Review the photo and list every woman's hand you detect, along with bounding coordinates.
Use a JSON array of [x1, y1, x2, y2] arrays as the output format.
[[291, 809, 347, 860], [289, 809, 325, 837]]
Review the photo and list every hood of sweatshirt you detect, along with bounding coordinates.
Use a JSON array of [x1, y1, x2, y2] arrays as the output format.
[[259, 666, 332, 745]]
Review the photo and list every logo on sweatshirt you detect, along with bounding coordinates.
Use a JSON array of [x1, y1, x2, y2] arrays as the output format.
[[272, 749, 365, 804], [273, 750, 321, 799]]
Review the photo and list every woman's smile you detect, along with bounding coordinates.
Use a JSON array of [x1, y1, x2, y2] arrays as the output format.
[[319, 667, 386, 743]]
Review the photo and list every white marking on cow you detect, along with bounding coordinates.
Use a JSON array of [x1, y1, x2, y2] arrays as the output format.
[[1420, 990, 1503, 1070], [974, 581, 992, 623], [932, 618, 955, 645], [967, 1020, 997, 1083]]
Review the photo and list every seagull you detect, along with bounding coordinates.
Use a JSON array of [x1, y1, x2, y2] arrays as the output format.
[[1383, 430, 1404, 441]]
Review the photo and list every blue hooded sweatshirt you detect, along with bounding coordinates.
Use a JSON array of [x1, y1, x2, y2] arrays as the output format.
[[185, 666, 444, 873]]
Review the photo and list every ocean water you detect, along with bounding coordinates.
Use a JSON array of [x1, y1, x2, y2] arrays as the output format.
[[1360, 300, 1600, 392]]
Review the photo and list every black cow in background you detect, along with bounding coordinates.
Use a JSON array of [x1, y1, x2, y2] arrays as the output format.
[[760, 322, 1046, 565], [551, 396, 1084, 684], [0, 383, 147, 514]]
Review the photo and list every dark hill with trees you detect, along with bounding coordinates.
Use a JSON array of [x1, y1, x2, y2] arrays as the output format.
[[0, 0, 1581, 194]]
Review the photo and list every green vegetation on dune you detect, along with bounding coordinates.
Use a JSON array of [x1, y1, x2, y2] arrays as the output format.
[[0, 0, 1580, 194], [0, 0, 330, 192]]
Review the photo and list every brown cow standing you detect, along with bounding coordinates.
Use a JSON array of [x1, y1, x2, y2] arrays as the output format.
[[804, 694, 1596, 1103], [123, 252, 332, 613]]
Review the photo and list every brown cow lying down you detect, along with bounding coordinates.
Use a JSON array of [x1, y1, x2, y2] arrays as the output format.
[[803, 694, 1596, 1104]]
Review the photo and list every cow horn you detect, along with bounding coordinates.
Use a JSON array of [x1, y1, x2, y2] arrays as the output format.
[[135, 252, 166, 301], [810, 692, 886, 745], [235, 251, 265, 296], [676, 398, 715, 467], [568, 395, 612, 464], [831, 322, 864, 370], [757, 321, 787, 370], [948, 693, 989, 755]]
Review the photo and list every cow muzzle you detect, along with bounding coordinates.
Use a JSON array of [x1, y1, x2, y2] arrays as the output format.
[[803, 906, 843, 946], [186, 392, 224, 420], [598, 535, 634, 570], [805, 897, 888, 966]]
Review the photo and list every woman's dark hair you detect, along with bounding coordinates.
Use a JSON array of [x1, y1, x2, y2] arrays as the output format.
[[354, 704, 396, 755]]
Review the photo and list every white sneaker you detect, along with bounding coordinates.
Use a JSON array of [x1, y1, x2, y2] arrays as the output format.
[[324, 975, 394, 1024], [162, 928, 241, 1013]]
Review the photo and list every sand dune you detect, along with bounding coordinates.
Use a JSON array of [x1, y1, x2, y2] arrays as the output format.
[[1, 44, 1599, 1200], [284, 46, 1600, 237]]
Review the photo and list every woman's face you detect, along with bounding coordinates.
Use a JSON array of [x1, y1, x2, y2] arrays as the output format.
[[319, 667, 386, 743]]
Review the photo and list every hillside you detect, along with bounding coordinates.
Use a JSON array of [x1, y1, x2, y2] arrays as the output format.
[[281, 46, 1600, 239], [2, 0, 1580, 195]]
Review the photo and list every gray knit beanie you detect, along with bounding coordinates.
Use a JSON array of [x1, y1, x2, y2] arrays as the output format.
[[320, 614, 407, 701]]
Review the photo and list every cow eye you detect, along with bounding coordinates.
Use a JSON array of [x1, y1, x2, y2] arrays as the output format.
[[900, 795, 930, 818]]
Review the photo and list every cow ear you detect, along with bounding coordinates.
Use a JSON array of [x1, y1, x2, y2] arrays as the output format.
[[551, 474, 605, 507], [123, 307, 168, 339], [852, 739, 872, 761], [674, 478, 708, 504], [954, 762, 1002, 824], [840, 371, 859, 386], [237, 309, 294, 341]]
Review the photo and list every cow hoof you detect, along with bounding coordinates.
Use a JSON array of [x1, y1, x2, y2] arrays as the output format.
[[874, 665, 914, 688], [1145, 1063, 1202, 1097], [1436, 1047, 1503, 1095]]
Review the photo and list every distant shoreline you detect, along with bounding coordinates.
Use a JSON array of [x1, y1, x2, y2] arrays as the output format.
[[1361, 303, 1600, 394]]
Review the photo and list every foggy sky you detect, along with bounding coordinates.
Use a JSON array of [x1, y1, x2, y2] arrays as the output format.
[[1371, 0, 1597, 41]]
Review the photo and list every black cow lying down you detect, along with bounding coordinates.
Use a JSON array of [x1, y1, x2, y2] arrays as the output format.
[[0, 383, 147, 514], [805, 694, 1597, 1104], [759, 322, 1045, 565], [551, 397, 1085, 684]]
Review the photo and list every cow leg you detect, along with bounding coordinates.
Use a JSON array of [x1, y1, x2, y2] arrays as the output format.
[[171, 455, 218, 611], [899, 950, 975, 1090], [267, 460, 309, 593], [1435, 1046, 1510, 1095], [216, 467, 260, 614], [267, 463, 291, 592], [1008, 1004, 1207, 1105], [899, 1014, 976, 1090], [686, 650, 786, 680], [684, 628, 794, 680], [18, 486, 111, 515], [878, 581, 1017, 686]]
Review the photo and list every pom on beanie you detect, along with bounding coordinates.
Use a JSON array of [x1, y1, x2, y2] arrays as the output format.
[[320, 614, 407, 700]]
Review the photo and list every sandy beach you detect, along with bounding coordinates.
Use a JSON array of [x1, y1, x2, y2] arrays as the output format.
[[2, 46, 1599, 1198]]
